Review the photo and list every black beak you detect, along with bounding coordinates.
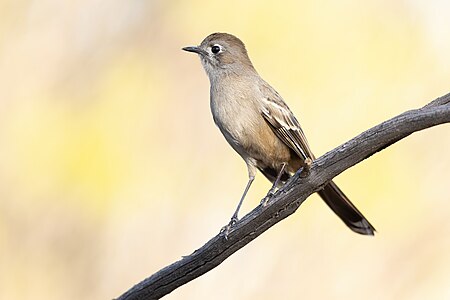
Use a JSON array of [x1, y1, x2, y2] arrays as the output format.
[[182, 46, 207, 56]]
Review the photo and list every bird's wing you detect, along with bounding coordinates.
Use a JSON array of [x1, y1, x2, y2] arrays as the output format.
[[260, 84, 315, 161]]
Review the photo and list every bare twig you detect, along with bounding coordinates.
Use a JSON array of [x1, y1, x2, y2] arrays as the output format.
[[116, 93, 450, 300]]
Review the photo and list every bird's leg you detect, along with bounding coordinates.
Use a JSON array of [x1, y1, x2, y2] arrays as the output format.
[[230, 176, 255, 222], [221, 176, 255, 239], [261, 162, 287, 207]]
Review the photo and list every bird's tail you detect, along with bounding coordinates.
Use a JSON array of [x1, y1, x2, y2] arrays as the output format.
[[318, 181, 375, 235]]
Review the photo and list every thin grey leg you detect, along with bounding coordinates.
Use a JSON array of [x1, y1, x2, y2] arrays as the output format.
[[231, 176, 255, 221], [221, 176, 255, 239]]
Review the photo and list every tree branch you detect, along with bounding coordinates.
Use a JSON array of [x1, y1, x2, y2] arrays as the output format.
[[116, 93, 450, 300]]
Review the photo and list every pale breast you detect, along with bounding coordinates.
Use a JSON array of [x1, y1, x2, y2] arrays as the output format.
[[210, 81, 292, 168]]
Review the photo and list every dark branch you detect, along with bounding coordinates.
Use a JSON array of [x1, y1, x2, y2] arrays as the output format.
[[116, 93, 450, 300]]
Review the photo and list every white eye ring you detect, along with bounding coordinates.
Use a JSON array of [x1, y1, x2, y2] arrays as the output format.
[[211, 44, 222, 54]]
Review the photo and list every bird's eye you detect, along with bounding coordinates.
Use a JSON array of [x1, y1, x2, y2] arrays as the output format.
[[211, 45, 221, 54]]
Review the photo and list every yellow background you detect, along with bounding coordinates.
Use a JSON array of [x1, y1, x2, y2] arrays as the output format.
[[1, 1, 449, 299]]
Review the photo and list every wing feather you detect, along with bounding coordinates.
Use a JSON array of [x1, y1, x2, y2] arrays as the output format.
[[259, 85, 315, 161]]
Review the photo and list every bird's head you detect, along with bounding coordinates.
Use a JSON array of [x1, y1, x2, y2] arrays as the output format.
[[183, 32, 255, 79]]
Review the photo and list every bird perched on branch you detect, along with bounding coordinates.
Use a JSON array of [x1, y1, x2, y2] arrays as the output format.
[[183, 33, 375, 236]]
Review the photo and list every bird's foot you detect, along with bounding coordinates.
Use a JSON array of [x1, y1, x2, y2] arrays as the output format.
[[220, 216, 238, 240], [260, 189, 275, 207]]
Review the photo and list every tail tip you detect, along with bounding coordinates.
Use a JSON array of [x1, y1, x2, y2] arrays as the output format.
[[351, 220, 376, 236]]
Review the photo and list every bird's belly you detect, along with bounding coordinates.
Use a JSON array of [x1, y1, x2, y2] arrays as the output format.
[[210, 89, 295, 170], [247, 121, 293, 168], [214, 107, 292, 168], [213, 110, 253, 159]]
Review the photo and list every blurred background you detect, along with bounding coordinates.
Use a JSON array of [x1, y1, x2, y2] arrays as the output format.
[[1, 0, 449, 299]]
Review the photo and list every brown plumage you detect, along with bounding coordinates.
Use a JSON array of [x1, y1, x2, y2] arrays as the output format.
[[183, 32, 375, 235]]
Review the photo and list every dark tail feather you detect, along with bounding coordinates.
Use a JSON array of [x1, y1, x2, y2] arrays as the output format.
[[318, 181, 376, 235]]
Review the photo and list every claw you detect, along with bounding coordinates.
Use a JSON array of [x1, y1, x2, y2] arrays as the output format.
[[260, 190, 274, 207], [220, 217, 238, 240]]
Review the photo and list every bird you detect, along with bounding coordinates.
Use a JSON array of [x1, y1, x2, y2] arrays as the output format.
[[183, 33, 375, 235]]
